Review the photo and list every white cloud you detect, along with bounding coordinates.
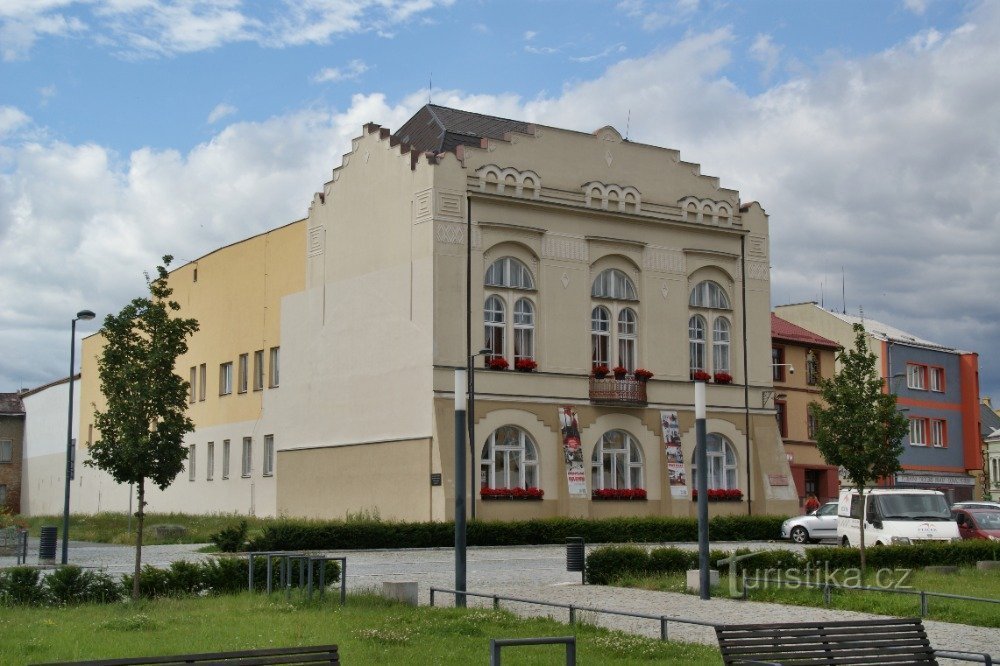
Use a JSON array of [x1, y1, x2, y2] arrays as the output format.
[[523, 30, 536, 41], [749, 33, 782, 82], [312, 59, 370, 83], [903, 0, 930, 16], [206, 103, 237, 124], [617, 0, 700, 31], [0, 106, 30, 138], [570, 44, 627, 63]]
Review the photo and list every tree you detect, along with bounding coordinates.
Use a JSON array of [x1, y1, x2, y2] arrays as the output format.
[[88, 256, 199, 600], [809, 323, 908, 573]]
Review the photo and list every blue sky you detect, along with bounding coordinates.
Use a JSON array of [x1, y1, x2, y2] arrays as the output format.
[[2, 0, 999, 408]]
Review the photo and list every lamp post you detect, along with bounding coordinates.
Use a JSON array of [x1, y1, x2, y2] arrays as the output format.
[[63, 309, 96, 565], [454, 369, 468, 608], [695, 379, 710, 600], [467, 347, 491, 521]]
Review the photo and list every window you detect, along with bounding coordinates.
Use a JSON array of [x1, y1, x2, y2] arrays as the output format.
[[689, 281, 731, 309], [484, 296, 506, 358], [807, 412, 819, 440], [929, 367, 945, 392], [189, 367, 197, 403], [222, 439, 231, 479], [241, 437, 252, 477], [772, 347, 785, 381], [691, 434, 738, 490], [268, 347, 280, 387], [480, 426, 539, 489], [592, 269, 637, 301], [992, 457, 1000, 488], [207, 442, 214, 481], [591, 306, 611, 367], [0, 485, 6, 507], [188, 444, 196, 481], [909, 418, 927, 446], [253, 350, 264, 391], [806, 350, 820, 386], [907, 363, 927, 390], [263, 435, 274, 476], [485, 257, 534, 290], [617, 308, 637, 372], [198, 363, 207, 401], [238, 353, 249, 393], [689, 315, 706, 373], [712, 317, 730, 374], [591, 430, 644, 490], [219, 362, 233, 396], [931, 419, 947, 448], [0, 439, 12, 464], [513, 298, 534, 362], [775, 401, 788, 438]]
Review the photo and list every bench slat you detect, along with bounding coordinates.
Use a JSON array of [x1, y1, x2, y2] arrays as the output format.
[[33, 645, 339, 666]]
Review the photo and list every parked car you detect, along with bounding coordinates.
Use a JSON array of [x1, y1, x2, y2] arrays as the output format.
[[951, 500, 1000, 511], [837, 489, 958, 546], [951, 508, 1000, 541], [781, 501, 838, 544]]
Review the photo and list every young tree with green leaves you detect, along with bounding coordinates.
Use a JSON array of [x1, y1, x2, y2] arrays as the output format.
[[88, 256, 199, 600], [809, 323, 908, 573]]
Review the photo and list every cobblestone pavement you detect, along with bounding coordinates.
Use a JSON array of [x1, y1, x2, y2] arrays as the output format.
[[3, 540, 997, 661]]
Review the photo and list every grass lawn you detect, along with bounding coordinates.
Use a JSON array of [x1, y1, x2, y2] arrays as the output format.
[[615, 567, 1000, 628], [13, 512, 278, 546], [0, 592, 722, 665]]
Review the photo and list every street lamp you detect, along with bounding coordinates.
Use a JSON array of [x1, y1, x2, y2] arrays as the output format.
[[454, 368, 468, 608], [63, 309, 96, 565], [694, 379, 710, 600], [467, 347, 491, 521]]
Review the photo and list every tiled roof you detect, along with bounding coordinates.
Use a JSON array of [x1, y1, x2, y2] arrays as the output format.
[[982, 403, 1000, 437], [392, 104, 532, 154], [771, 313, 840, 349], [0, 392, 25, 416]]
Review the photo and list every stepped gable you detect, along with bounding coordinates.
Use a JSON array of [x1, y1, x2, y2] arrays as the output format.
[[392, 104, 532, 154]]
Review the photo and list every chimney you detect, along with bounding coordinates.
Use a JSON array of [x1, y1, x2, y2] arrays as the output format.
[[983, 396, 992, 409]]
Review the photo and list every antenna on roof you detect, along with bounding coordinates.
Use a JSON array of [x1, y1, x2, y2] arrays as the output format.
[[428, 73, 432, 103], [841, 266, 846, 314], [625, 109, 631, 140]]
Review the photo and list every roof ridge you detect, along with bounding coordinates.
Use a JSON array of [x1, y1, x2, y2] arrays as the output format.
[[425, 104, 446, 138]]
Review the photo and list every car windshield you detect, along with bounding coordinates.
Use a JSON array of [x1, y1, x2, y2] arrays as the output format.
[[815, 503, 837, 516], [875, 494, 950, 520], [971, 511, 1000, 529]]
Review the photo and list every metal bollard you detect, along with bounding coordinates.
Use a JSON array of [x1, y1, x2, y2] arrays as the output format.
[[660, 617, 668, 641]]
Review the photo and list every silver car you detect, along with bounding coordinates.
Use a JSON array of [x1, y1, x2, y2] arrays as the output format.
[[780, 501, 838, 544]]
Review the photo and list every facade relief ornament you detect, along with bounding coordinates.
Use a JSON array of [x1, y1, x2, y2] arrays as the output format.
[[678, 196, 737, 227], [561, 272, 571, 289], [434, 222, 465, 245], [582, 181, 641, 213], [542, 235, 588, 262]]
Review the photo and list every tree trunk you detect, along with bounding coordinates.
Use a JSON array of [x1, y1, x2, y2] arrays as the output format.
[[858, 485, 867, 575], [132, 479, 146, 601]]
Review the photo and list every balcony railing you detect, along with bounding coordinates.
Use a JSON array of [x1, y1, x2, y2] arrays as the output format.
[[589, 376, 647, 405]]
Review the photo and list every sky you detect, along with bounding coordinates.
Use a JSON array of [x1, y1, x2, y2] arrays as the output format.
[[1, 0, 998, 405]]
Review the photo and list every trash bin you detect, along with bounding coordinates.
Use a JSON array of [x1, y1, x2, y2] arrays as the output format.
[[39, 526, 57, 564], [566, 537, 585, 584]]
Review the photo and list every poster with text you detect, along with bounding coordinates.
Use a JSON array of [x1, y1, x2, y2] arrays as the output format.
[[558, 406, 589, 498], [661, 410, 688, 498]]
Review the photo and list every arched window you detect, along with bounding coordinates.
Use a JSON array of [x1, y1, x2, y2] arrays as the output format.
[[480, 426, 539, 489], [484, 296, 505, 357], [591, 430, 644, 490], [485, 257, 534, 290], [617, 308, 637, 372], [513, 298, 534, 362], [592, 268, 637, 301], [689, 315, 706, 373], [591, 306, 611, 367], [691, 434, 738, 490], [689, 281, 731, 309], [712, 317, 730, 374]]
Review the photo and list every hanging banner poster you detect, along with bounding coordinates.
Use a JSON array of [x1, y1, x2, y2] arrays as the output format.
[[558, 406, 589, 498], [661, 410, 688, 498]]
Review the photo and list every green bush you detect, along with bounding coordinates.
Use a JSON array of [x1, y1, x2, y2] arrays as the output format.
[[44, 566, 122, 604], [210, 520, 249, 553], [0, 566, 48, 605], [586, 545, 651, 584], [805, 540, 1000, 570]]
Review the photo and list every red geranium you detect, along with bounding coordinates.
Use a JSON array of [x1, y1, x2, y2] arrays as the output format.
[[713, 372, 733, 384], [592, 487, 647, 500], [633, 368, 654, 381], [515, 358, 538, 372], [612, 365, 629, 378], [487, 356, 509, 370], [690, 370, 712, 381], [592, 364, 610, 377]]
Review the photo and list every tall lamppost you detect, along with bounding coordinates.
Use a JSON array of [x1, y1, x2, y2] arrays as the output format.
[[467, 347, 491, 521], [694, 378, 710, 600], [454, 368, 468, 607], [62, 309, 96, 565]]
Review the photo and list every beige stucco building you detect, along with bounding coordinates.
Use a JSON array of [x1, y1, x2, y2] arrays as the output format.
[[55, 105, 798, 520]]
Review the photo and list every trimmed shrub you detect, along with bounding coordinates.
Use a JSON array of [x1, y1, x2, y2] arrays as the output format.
[[805, 540, 1000, 570], [210, 520, 249, 553], [44, 566, 122, 604], [0, 566, 48, 605], [585, 545, 651, 584]]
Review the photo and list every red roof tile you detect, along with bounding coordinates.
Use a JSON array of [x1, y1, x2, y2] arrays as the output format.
[[771, 314, 840, 349]]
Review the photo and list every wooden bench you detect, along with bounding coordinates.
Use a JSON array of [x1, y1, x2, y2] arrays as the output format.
[[33, 644, 339, 665], [715, 618, 993, 665]]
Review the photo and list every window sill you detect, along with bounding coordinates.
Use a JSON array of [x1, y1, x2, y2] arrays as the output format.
[[262, 472, 273, 477], [241, 474, 251, 478], [481, 496, 542, 501]]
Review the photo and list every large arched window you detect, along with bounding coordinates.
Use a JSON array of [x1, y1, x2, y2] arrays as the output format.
[[513, 298, 534, 362], [591, 306, 611, 367], [485, 257, 534, 290], [691, 434, 738, 490], [689, 280, 730, 309], [484, 296, 505, 357], [712, 317, 731, 374], [480, 426, 539, 489], [617, 308, 637, 372], [689, 315, 706, 373], [592, 268, 638, 300], [591, 430, 644, 490]]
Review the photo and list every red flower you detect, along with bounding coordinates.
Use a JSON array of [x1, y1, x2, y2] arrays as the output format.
[[633, 368, 654, 381], [515, 358, 538, 372], [487, 356, 509, 370], [612, 365, 629, 377], [592, 364, 610, 377], [592, 487, 647, 500], [692, 488, 743, 501], [691, 370, 712, 381], [713, 372, 733, 384]]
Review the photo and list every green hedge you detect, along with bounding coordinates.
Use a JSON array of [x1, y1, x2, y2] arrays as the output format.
[[586, 541, 1000, 585], [244, 515, 788, 552]]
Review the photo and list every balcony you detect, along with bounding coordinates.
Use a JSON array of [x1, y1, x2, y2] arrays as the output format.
[[589, 376, 647, 406]]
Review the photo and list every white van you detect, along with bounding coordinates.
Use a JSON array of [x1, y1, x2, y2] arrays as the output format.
[[837, 488, 958, 546]]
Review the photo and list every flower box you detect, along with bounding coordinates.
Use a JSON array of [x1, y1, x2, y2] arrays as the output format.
[[690, 370, 712, 381], [612, 365, 629, 379], [514, 359, 538, 372], [633, 368, 654, 382], [592, 364, 610, 379], [480, 486, 544, 500], [592, 488, 647, 501], [691, 488, 743, 502], [713, 372, 733, 384], [487, 356, 509, 371]]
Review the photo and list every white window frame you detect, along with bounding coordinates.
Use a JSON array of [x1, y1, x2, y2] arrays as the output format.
[[591, 430, 644, 490], [689, 315, 706, 373], [268, 347, 280, 388], [206, 441, 215, 481], [241, 437, 252, 477], [485, 257, 535, 290], [188, 444, 196, 481], [263, 435, 274, 476], [222, 439, 231, 479], [689, 280, 731, 309], [253, 350, 264, 391], [238, 353, 249, 394], [907, 363, 926, 390], [189, 366, 197, 403], [909, 418, 928, 446], [219, 362, 233, 396], [484, 295, 506, 358], [198, 363, 207, 401], [929, 366, 944, 392], [617, 308, 637, 372], [591, 306, 611, 367], [931, 419, 946, 448], [592, 268, 638, 301], [480, 426, 539, 490], [712, 317, 731, 374], [0, 439, 12, 464], [691, 434, 738, 490], [512, 298, 535, 363]]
